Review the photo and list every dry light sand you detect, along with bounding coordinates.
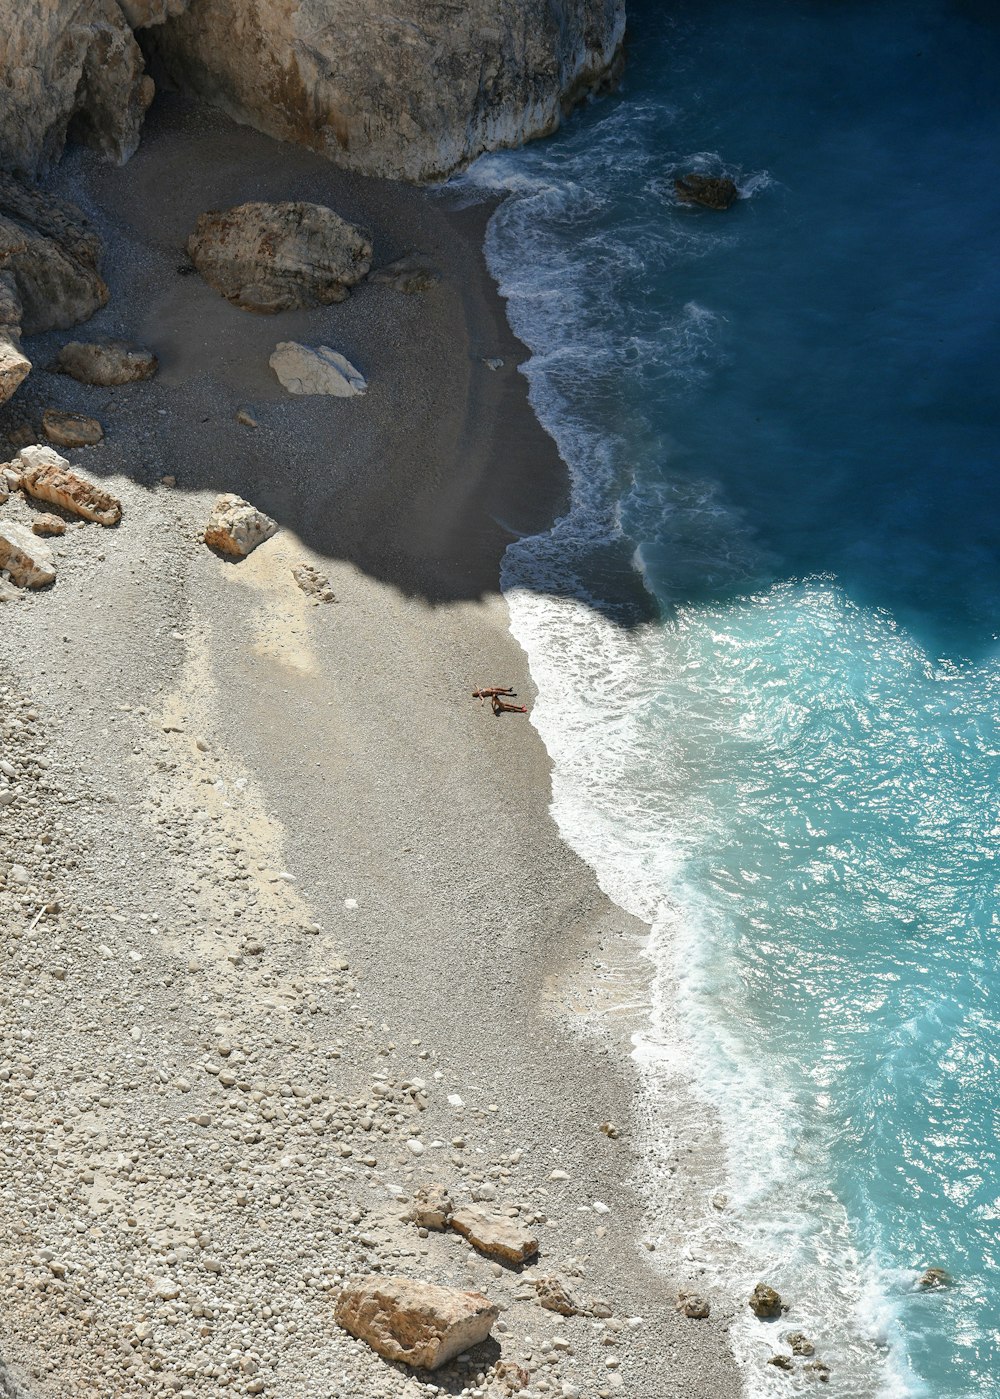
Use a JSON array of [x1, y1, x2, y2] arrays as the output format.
[[0, 99, 743, 1399]]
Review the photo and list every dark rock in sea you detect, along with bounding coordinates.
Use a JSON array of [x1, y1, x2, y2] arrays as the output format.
[[918, 1266, 951, 1289], [749, 1282, 783, 1318], [674, 173, 739, 210], [768, 1353, 794, 1371]]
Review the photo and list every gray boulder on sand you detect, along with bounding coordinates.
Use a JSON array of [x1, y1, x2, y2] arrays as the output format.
[[334, 1276, 499, 1369], [187, 201, 373, 313], [203, 493, 277, 559], [56, 340, 157, 386], [0, 521, 56, 588], [270, 342, 366, 397]]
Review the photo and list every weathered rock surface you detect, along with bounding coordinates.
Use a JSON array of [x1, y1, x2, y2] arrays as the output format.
[[17, 444, 122, 525], [674, 173, 739, 210], [31, 513, 66, 537], [334, 1276, 498, 1370], [0, 0, 152, 172], [450, 1205, 539, 1264], [676, 1289, 711, 1320], [204, 493, 277, 558], [918, 1267, 950, 1290], [291, 562, 335, 603], [187, 201, 372, 313], [270, 343, 366, 398], [787, 1331, 815, 1356], [0, 521, 55, 587], [369, 255, 440, 295], [534, 1275, 580, 1316], [56, 340, 157, 386], [0, 173, 108, 335], [749, 1283, 783, 1318], [42, 409, 104, 448], [410, 1184, 453, 1232], [143, 0, 625, 182]]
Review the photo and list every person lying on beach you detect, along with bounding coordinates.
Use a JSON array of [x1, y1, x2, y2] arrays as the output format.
[[472, 686, 517, 701], [490, 693, 527, 715]]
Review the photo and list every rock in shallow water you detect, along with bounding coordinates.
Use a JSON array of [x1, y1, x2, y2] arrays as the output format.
[[674, 173, 739, 210], [187, 201, 372, 313], [270, 342, 366, 397], [749, 1282, 783, 1318], [334, 1276, 499, 1369]]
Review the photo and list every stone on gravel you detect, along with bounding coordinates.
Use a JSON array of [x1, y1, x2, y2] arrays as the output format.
[[534, 1275, 580, 1316], [450, 1205, 539, 1264], [187, 201, 372, 313], [204, 493, 277, 558], [31, 513, 66, 537], [17, 445, 122, 524], [292, 562, 335, 603], [676, 1289, 710, 1320], [749, 1282, 783, 1318], [41, 408, 103, 447], [335, 1276, 498, 1369], [369, 254, 440, 294], [0, 521, 56, 587], [56, 339, 157, 385], [411, 1184, 453, 1232], [269, 342, 366, 397]]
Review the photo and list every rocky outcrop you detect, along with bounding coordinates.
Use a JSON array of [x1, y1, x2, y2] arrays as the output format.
[[203, 493, 277, 558], [142, 0, 626, 182], [0, 277, 30, 406], [0, 0, 152, 173], [270, 343, 366, 397], [56, 340, 157, 385], [187, 201, 372, 313], [334, 1276, 499, 1369]]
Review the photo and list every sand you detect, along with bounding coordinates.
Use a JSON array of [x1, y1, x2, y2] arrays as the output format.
[[0, 99, 742, 1399]]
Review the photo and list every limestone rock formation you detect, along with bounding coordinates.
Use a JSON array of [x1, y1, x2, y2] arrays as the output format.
[[32, 513, 66, 537], [17, 445, 122, 525], [334, 1276, 499, 1369], [143, 0, 626, 182], [42, 409, 104, 448], [187, 201, 372, 313], [450, 1205, 539, 1264], [0, 0, 152, 172], [0, 277, 30, 406], [0, 521, 56, 587], [203, 493, 277, 558], [674, 173, 739, 210], [270, 343, 366, 397], [56, 340, 157, 385]]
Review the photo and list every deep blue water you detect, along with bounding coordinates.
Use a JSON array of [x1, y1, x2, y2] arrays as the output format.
[[465, 2, 1000, 1394]]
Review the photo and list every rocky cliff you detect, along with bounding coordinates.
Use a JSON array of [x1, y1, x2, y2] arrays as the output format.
[[0, 0, 625, 181]]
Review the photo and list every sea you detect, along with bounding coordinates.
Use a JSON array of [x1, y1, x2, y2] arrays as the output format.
[[460, 2, 1000, 1395]]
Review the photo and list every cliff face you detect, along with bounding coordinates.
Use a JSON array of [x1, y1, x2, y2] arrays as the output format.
[[0, 0, 152, 173], [0, 0, 625, 182], [142, 0, 625, 181]]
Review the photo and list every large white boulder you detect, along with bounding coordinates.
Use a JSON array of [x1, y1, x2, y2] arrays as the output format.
[[269, 343, 366, 398]]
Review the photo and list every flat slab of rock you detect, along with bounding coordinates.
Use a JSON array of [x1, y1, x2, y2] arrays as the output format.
[[188, 201, 372, 313], [32, 513, 66, 537], [42, 408, 103, 447], [0, 521, 55, 588], [674, 173, 739, 210], [204, 493, 277, 559], [17, 445, 121, 525], [270, 342, 366, 397], [335, 1276, 498, 1370], [57, 340, 157, 386], [451, 1206, 538, 1264]]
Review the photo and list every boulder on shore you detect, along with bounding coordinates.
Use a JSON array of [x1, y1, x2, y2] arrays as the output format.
[[270, 342, 366, 398], [42, 408, 103, 447], [334, 1276, 499, 1370], [450, 1205, 539, 1264], [749, 1282, 783, 1318], [56, 339, 157, 386], [204, 493, 277, 559], [0, 521, 56, 588], [17, 445, 122, 525], [676, 1289, 710, 1320], [674, 173, 739, 210], [369, 254, 440, 294], [187, 201, 372, 313]]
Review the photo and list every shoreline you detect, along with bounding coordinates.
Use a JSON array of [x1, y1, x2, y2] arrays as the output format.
[[0, 98, 741, 1399]]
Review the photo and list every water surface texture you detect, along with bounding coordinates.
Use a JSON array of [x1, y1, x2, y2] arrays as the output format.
[[466, 2, 1000, 1394]]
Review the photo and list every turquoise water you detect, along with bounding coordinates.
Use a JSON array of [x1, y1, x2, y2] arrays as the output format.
[[465, 3, 1000, 1394]]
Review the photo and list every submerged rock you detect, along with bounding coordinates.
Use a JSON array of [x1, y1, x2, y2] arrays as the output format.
[[768, 1353, 794, 1371], [674, 173, 739, 210], [334, 1275, 498, 1369], [787, 1331, 815, 1356], [56, 339, 157, 386], [918, 1266, 951, 1290], [17, 445, 121, 525], [749, 1282, 783, 1318], [270, 342, 366, 397], [204, 493, 277, 558], [450, 1205, 539, 1264], [0, 521, 56, 587], [187, 201, 372, 313], [42, 408, 103, 447]]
